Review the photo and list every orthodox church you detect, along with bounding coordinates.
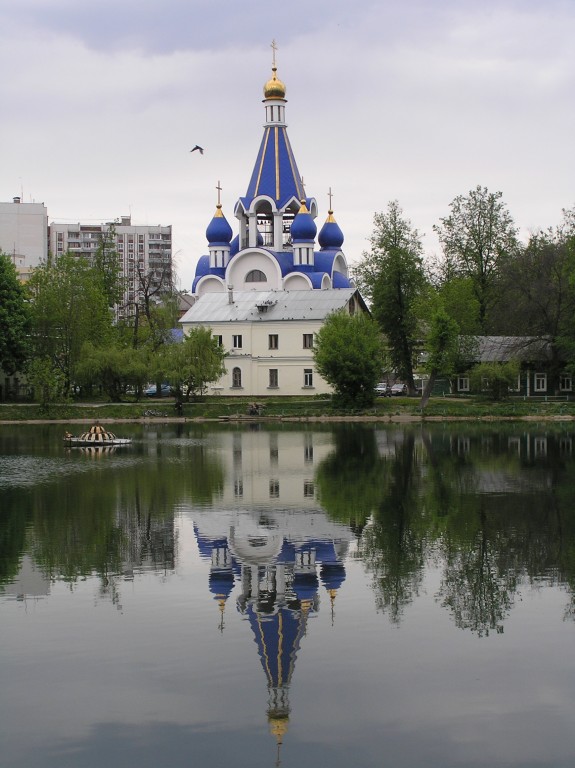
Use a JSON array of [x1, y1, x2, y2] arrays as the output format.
[[180, 50, 364, 397], [188, 49, 353, 296]]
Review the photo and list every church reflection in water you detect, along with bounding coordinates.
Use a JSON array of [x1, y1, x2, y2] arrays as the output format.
[[191, 427, 355, 758]]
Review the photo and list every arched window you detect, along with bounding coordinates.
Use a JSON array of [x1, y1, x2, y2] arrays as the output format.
[[246, 269, 267, 283], [232, 367, 242, 388]]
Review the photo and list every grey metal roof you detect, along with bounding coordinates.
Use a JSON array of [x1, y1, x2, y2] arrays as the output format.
[[179, 289, 361, 324], [475, 336, 552, 363]]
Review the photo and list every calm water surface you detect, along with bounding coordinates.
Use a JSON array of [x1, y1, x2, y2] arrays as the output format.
[[1, 421, 575, 768]]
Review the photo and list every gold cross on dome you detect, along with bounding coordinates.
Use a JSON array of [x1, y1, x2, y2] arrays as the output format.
[[271, 39, 278, 67]]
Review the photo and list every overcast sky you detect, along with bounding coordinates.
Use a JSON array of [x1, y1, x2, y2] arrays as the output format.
[[2, 0, 574, 289]]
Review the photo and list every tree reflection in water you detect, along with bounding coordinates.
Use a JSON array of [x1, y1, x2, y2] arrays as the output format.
[[316, 423, 575, 634]]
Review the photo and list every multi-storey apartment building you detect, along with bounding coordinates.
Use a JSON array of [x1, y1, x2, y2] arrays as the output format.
[[48, 216, 172, 317], [0, 197, 48, 274]]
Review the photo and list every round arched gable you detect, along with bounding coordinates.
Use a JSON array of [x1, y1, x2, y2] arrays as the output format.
[[196, 275, 226, 295], [283, 273, 312, 290], [332, 251, 348, 277], [248, 195, 277, 215], [226, 249, 283, 290]]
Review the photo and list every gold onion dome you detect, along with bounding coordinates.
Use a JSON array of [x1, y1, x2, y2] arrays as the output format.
[[264, 66, 286, 99]]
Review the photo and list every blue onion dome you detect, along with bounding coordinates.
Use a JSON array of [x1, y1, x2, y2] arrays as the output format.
[[206, 204, 233, 245], [320, 562, 346, 592], [318, 209, 344, 249], [209, 570, 235, 601], [264, 66, 286, 99], [293, 571, 319, 602], [290, 200, 317, 242]]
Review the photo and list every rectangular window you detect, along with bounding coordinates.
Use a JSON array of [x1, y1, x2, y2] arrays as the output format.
[[214, 335, 223, 347], [560, 374, 572, 392], [534, 372, 547, 392], [269, 479, 280, 498], [269, 334, 278, 350], [304, 369, 313, 388], [269, 369, 278, 388], [534, 437, 547, 457], [232, 334, 242, 349], [303, 480, 315, 498], [458, 376, 470, 392], [303, 334, 313, 349]]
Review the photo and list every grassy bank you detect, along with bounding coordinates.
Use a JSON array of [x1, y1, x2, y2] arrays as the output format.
[[1, 395, 575, 423]]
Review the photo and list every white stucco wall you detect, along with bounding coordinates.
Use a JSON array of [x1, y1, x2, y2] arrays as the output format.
[[190, 317, 333, 397]]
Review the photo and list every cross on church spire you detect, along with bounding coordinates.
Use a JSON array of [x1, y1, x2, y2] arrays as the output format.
[[271, 39, 278, 68], [216, 180, 222, 207], [328, 187, 333, 212]]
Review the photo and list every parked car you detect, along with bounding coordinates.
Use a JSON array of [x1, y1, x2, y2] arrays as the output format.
[[375, 383, 392, 397], [390, 383, 408, 396], [144, 384, 172, 397]]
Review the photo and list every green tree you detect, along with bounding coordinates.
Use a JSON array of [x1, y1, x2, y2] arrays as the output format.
[[28, 253, 114, 397], [434, 186, 518, 332], [123, 263, 178, 351], [354, 201, 427, 392], [158, 328, 227, 405], [0, 252, 31, 377], [26, 357, 65, 411], [492, 208, 575, 386], [435, 276, 481, 335], [469, 360, 520, 400], [420, 307, 460, 408], [93, 223, 124, 308], [313, 310, 385, 408], [497, 214, 575, 336], [75, 343, 148, 402]]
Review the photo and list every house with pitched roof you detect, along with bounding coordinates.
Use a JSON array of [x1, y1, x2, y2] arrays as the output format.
[[180, 288, 367, 397], [454, 336, 572, 397]]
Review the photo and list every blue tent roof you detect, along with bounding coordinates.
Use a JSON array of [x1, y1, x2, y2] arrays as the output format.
[[244, 126, 305, 208]]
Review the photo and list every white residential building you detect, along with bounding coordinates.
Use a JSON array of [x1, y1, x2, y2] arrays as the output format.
[[49, 216, 172, 317], [180, 288, 367, 397], [0, 197, 48, 271]]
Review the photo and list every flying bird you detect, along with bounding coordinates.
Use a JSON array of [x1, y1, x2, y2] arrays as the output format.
[[190, 145, 204, 154]]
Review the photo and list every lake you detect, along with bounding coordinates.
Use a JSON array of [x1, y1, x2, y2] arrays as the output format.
[[1, 421, 575, 768]]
